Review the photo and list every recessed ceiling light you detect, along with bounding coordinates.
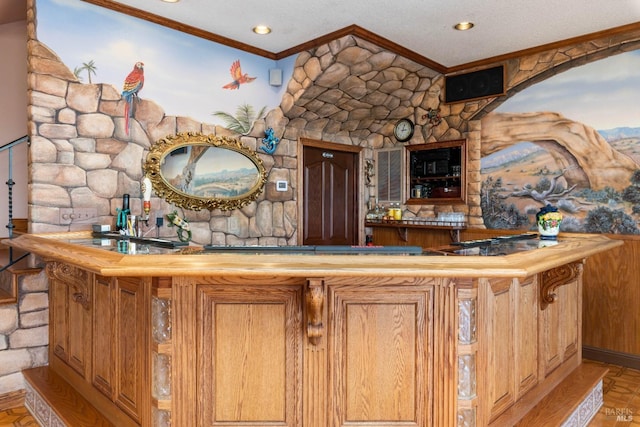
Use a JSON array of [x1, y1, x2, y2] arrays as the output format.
[[454, 21, 474, 31], [161, 0, 180, 3], [252, 25, 272, 35]]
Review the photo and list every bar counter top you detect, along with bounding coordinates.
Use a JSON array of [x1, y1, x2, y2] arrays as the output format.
[[7, 230, 624, 427], [4, 231, 622, 279]]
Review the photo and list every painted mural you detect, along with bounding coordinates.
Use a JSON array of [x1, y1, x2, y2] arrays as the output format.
[[481, 50, 640, 234], [36, 0, 295, 131]]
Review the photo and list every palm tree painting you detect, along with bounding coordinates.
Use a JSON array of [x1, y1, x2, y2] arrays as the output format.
[[78, 60, 97, 84], [213, 103, 266, 135]]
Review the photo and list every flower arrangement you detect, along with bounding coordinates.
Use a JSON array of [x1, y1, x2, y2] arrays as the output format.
[[536, 204, 562, 239]]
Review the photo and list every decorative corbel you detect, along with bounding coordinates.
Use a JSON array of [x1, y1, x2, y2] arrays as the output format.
[[72, 291, 91, 310], [540, 261, 583, 310], [306, 279, 325, 345], [46, 262, 91, 311]]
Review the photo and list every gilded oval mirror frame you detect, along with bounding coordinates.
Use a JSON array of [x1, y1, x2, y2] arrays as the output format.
[[144, 132, 268, 211]]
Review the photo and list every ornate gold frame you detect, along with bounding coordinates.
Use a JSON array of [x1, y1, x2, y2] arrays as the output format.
[[144, 132, 268, 211]]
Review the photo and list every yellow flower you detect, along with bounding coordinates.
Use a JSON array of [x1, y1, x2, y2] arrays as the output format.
[[539, 212, 562, 221]]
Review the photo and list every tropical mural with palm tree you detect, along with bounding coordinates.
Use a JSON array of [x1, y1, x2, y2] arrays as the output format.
[[73, 60, 97, 83], [213, 103, 267, 135]]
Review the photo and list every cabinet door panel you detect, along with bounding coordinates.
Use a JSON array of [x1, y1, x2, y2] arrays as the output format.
[[93, 275, 114, 398], [68, 286, 90, 376], [346, 303, 416, 419], [198, 285, 302, 426], [482, 278, 516, 421], [114, 277, 148, 424], [50, 278, 69, 362], [330, 285, 433, 426], [515, 277, 538, 397], [540, 280, 580, 377], [46, 263, 91, 379]]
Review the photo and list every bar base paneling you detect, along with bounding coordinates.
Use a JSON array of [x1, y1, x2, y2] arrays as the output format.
[[4, 232, 621, 426], [373, 227, 640, 368]]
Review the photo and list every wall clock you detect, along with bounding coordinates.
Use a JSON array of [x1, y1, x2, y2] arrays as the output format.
[[394, 118, 414, 142]]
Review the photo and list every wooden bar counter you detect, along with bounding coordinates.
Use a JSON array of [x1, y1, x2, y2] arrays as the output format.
[[5, 232, 621, 427]]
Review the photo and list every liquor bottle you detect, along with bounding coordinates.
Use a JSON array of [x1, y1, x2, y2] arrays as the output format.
[[116, 194, 130, 232]]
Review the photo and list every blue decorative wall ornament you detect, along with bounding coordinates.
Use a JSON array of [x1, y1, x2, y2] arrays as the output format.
[[260, 127, 280, 155]]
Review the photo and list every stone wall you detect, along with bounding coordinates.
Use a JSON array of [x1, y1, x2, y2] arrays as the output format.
[[25, 31, 481, 242], [27, 39, 300, 246], [0, 269, 48, 395], [279, 37, 476, 223]]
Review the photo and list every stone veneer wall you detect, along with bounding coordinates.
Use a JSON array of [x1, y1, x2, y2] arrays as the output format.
[[25, 33, 486, 237], [0, 270, 48, 395], [1, 0, 639, 397]]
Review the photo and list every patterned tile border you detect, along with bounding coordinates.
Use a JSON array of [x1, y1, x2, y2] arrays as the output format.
[[561, 380, 603, 427], [24, 382, 65, 427]]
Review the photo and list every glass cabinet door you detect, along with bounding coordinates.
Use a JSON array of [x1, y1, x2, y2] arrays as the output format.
[[406, 139, 466, 204]]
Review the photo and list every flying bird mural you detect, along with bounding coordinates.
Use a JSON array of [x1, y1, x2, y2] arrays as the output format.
[[122, 61, 144, 135], [222, 60, 256, 90]]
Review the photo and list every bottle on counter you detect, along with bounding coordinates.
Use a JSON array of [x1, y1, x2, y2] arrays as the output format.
[[393, 203, 403, 220], [116, 194, 130, 232], [387, 203, 396, 220], [387, 202, 402, 221], [365, 235, 374, 246]]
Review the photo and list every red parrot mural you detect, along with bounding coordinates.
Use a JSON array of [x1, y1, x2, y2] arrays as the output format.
[[122, 61, 144, 135], [222, 60, 256, 90]]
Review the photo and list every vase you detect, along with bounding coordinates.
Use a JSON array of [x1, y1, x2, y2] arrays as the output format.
[[538, 221, 561, 239], [536, 204, 562, 240]]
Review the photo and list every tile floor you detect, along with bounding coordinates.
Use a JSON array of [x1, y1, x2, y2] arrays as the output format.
[[0, 361, 638, 426], [0, 406, 37, 426], [586, 360, 640, 426]]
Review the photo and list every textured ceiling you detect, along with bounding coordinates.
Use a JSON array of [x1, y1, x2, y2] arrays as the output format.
[[3, 0, 640, 69], [101, 0, 640, 68]]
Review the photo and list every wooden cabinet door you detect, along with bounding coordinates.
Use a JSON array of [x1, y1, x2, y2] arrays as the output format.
[[198, 284, 302, 427], [539, 277, 580, 377], [92, 275, 115, 398], [46, 263, 92, 379], [113, 277, 150, 424], [479, 276, 541, 423], [328, 283, 434, 426]]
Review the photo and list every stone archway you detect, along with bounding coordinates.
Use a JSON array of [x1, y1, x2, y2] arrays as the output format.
[[481, 111, 639, 191]]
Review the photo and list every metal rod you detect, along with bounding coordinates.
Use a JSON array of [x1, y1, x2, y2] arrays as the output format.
[[0, 135, 29, 152], [7, 146, 14, 239], [2, 135, 28, 267]]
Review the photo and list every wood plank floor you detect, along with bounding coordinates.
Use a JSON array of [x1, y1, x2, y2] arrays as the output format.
[[0, 360, 638, 426]]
